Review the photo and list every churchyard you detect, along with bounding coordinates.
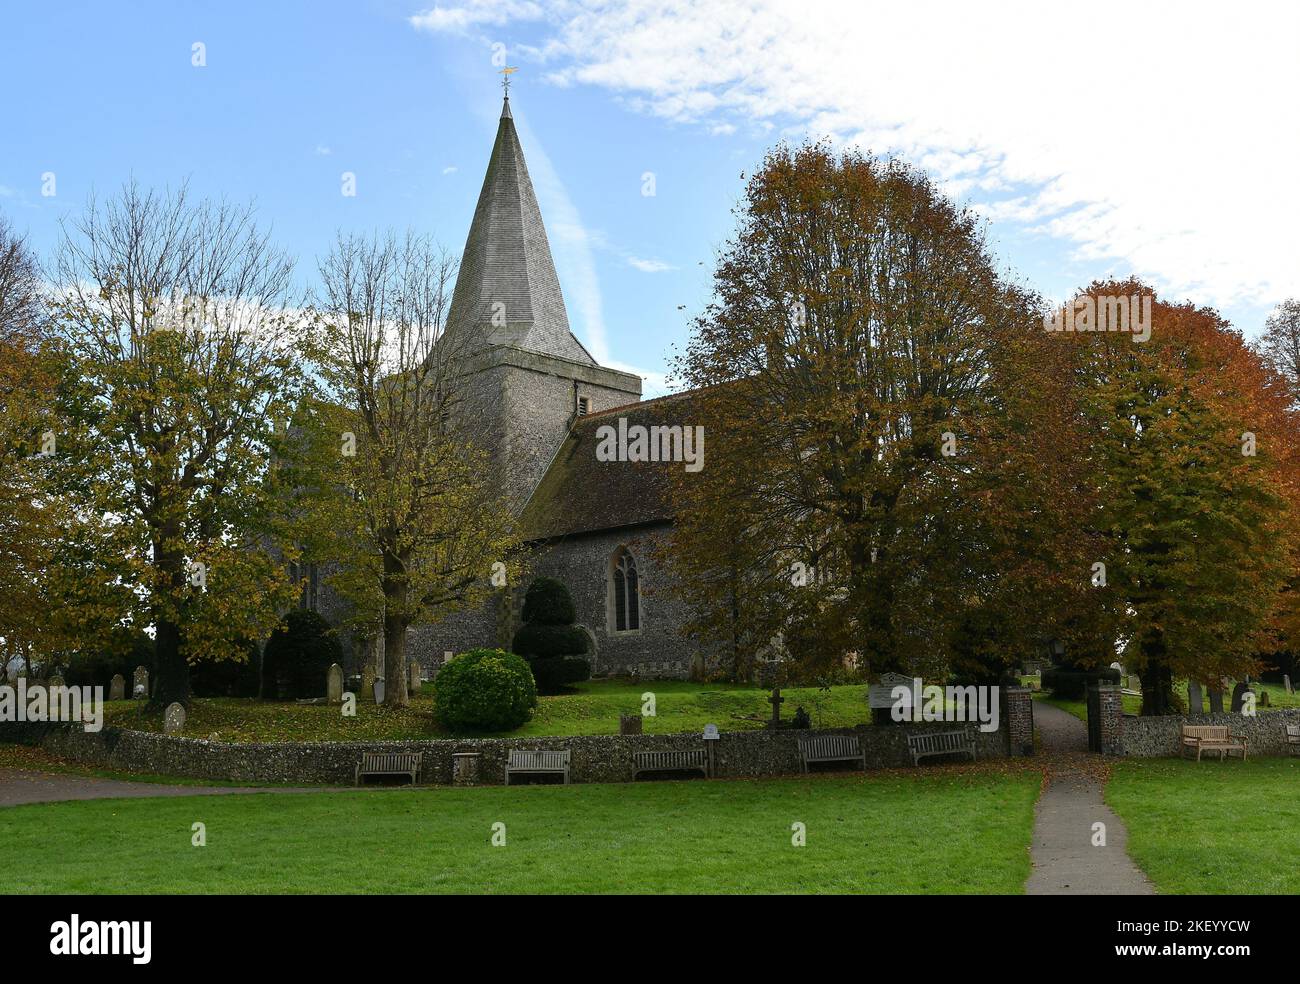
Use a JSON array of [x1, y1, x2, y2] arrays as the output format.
[[95, 678, 872, 743]]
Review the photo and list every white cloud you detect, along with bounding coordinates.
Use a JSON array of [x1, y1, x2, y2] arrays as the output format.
[[409, 0, 545, 34], [442, 165, 458, 174], [314, 145, 332, 156], [626, 255, 674, 273], [418, 0, 1300, 312]]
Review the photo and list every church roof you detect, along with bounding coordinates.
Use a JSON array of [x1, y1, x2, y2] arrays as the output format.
[[520, 391, 704, 540], [445, 95, 595, 364]]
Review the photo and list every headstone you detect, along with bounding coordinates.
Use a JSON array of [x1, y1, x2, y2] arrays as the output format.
[[767, 687, 784, 729], [1208, 687, 1224, 714], [1258, 689, 1270, 707], [109, 674, 126, 701], [326, 663, 343, 704], [163, 702, 185, 734], [1286, 674, 1293, 695], [361, 662, 375, 697], [619, 713, 642, 735], [373, 678, 385, 704], [1187, 681, 1202, 716], [132, 666, 149, 699], [703, 723, 720, 741], [1230, 681, 1251, 714], [408, 662, 421, 696]]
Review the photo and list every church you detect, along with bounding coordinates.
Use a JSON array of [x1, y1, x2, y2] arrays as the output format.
[[321, 92, 708, 681]]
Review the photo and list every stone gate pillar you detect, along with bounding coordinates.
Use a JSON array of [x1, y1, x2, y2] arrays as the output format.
[[1003, 686, 1034, 756], [1086, 683, 1123, 755]]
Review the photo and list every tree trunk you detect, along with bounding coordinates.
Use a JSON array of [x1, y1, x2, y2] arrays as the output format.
[[149, 536, 190, 710], [1138, 632, 1176, 715], [381, 547, 410, 707], [151, 617, 190, 709]]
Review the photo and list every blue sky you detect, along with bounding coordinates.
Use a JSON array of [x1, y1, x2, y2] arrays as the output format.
[[3, 1, 1297, 395]]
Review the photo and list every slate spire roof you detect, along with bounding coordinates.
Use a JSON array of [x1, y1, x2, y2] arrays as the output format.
[[445, 94, 595, 364]]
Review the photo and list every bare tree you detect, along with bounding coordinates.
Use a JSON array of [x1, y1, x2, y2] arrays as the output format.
[[1259, 299, 1300, 401], [0, 212, 42, 338], [310, 231, 519, 707]]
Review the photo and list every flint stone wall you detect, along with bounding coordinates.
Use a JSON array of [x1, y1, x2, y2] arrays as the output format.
[[1119, 707, 1300, 757], [3, 720, 1009, 786]]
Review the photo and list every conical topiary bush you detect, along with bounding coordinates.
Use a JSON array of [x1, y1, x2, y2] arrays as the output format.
[[511, 577, 591, 695]]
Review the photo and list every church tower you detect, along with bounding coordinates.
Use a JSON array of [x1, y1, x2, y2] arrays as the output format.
[[447, 92, 641, 511]]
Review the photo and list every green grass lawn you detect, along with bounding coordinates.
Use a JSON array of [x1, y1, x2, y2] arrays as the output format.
[[0, 770, 1039, 894], [1107, 758, 1300, 894], [100, 679, 873, 742]]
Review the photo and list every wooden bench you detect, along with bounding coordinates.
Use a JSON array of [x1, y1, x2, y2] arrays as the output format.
[[632, 748, 709, 780], [1181, 725, 1247, 761], [355, 751, 422, 786], [906, 729, 976, 766], [505, 749, 571, 785], [799, 734, 866, 772], [1287, 724, 1300, 756]]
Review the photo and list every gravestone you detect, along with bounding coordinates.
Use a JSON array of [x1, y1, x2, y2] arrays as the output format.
[[109, 674, 125, 701], [1230, 681, 1251, 714], [767, 687, 784, 729], [1286, 674, 1294, 696], [1187, 681, 1203, 716], [361, 663, 375, 698], [408, 662, 421, 696], [373, 678, 385, 704], [703, 723, 720, 740], [163, 702, 185, 734], [1208, 688, 1224, 714], [1258, 689, 1270, 707], [619, 713, 642, 735], [326, 663, 343, 704], [132, 666, 149, 699]]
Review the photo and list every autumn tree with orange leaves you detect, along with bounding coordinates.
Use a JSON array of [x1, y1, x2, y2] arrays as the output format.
[[1060, 279, 1300, 713], [665, 143, 1092, 686]]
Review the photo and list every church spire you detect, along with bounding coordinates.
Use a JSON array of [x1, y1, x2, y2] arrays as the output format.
[[444, 86, 594, 364]]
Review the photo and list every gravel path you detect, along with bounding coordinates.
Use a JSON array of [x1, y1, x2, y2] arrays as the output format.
[[0, 768, 331, 808]]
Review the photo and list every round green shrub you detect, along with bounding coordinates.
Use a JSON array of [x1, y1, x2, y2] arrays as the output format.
[[520, 577, 576, 626], [261, 610, 343, 700], [433, 648, 537, 732]]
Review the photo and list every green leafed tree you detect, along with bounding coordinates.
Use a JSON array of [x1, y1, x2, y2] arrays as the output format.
[[48, 183, 307, 707], [1065, 280, 1299, 713]]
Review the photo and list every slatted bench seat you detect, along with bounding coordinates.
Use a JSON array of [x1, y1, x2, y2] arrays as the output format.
[[1181, 725, 1246, 761], [505, 749, 571, 785], [906, 729, 976, 766], [798, 734, 866, 772], [632, 748, 709, 780], [355, 751, 422, 786], [1287, 724, 1300, 756]]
